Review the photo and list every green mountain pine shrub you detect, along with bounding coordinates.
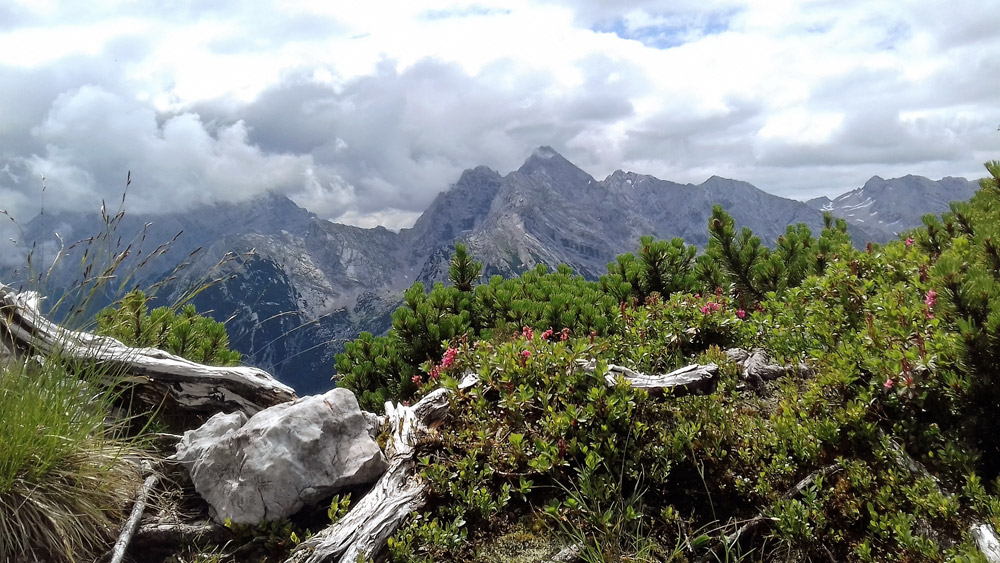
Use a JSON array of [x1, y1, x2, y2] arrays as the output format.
[[95, 289, 241, 366], [337, 248, 619, 412]]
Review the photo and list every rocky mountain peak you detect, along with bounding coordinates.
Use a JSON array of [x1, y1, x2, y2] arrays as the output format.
[[515, 146, 595, 188], [822, 175, 978, 239], [603, 170, 652, 191], [456, 165, 503, 186], [861, 175, 887, 190], [806, 196, 833, 210]]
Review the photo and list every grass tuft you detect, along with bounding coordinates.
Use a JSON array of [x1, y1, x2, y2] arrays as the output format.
[[0, 356, 146, 562]]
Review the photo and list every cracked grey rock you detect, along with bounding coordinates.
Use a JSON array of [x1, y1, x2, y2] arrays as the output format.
[[175, 388, 388, 524]]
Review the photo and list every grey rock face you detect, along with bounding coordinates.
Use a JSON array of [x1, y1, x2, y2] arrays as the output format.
[[174, 388, 387, 524]]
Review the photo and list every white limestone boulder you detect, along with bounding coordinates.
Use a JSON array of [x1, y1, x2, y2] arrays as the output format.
[[175, 388, 387, 524]]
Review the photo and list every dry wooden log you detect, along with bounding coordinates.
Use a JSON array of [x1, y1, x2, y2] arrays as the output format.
[[285, 388, 452, 563], [578, 348, 810, 395], [577, 360, 719, 393], [0, 283, 296, 416]]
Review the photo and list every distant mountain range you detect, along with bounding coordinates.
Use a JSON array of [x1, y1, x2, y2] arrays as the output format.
[[806, 174, 978, 239], [3, 147, 980, 393]]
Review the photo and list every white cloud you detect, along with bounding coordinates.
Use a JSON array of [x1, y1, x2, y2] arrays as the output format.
[[0, 0, 997, 229], [19, 86, 318, 215]]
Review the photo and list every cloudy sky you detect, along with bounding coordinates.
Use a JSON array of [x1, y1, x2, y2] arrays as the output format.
[[1, 0, 998, 233]]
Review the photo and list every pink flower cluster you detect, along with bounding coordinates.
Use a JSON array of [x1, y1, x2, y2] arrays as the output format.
[[519, 349, 531, 366], [441, 347, 458, 369], [521, 326, 534, 340], [419, 346, 461, 386], [700, 302, 721, 315], [924, 289, 937, 319], [736, 309, 747, 319], [885, 374, 915, 390], [528, 326, 572, 342], [905, 237, 914, 247]]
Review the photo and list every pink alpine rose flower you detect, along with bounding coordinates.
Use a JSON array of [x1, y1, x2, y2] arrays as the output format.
[[441, 347, 458, 369]]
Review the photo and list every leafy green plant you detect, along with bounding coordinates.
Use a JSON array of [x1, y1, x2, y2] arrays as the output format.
[[337, 255, 617, 411], [328, 493, 351, 523], [602, 235, 699, 303]]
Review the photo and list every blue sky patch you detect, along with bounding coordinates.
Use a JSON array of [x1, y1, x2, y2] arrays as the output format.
[[420, 5, 512, 21], [593, 9, 735, 49]]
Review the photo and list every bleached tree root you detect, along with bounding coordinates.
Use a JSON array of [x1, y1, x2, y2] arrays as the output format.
[[0, 283, 296, 416], [725, 348, 813, 388], [577, 348, 816, 395], [285, 388, 452, 563]]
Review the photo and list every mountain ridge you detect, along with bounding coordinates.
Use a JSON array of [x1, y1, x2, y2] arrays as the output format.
[[3, 147, 980, 393]]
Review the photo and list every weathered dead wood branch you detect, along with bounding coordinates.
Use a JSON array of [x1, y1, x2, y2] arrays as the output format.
[[108, 461, 159, 563], [575, 347, 815, 395], [725, 348, 813, 388], [577, 360, 719, 393], [0, 283, 296, 415], [972, 523, 1000, 563], [285, 388, 452, 563]]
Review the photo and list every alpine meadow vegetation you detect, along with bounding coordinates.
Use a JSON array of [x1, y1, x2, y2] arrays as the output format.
[[338, 160, 1000, 562]]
